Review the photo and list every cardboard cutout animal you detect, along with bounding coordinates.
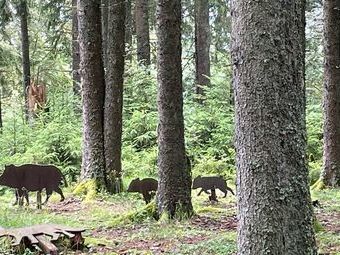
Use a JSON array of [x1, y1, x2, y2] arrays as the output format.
[[192, 176, 235, 199], [27, 81, 47, 114], [0, 164, 66, 208], [127, 178, 158, 204], [13, 187, 65, 206]]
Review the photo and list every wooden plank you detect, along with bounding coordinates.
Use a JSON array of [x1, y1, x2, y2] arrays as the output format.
[[35, 235, 58, 255]]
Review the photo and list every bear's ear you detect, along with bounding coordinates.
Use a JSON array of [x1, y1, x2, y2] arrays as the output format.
[[197, 175, 201, 178]]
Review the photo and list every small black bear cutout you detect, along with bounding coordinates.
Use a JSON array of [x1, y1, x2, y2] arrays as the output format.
[[127, 178, 158, 204], [192, 176, 235, 202]]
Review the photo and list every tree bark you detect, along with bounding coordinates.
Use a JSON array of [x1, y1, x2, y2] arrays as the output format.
[[0, 83, 2, 134], [231, 0, 317, 254], [72, 0, 80, 97], [77, 0, 106, 189], [125, 0, 133, 61], [135, 0, 150, 66], [321, 0, 340, 187], [18, 0, 30, 121], [101, 0, 108, 67], [156, 0, 193, 218], [195, 0, 210, 99], [104, 0, 125, 194]]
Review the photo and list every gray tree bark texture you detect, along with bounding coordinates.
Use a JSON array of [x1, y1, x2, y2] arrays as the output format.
[[18, 0, 30, 121], [104, 0, 125, 194], [195, 0, 210, 98], [156, 0, 193, 218], [321, 0, 340, 187], [231, 0, 317, 254], [135, 0, 150, 66], [77, 0, 106, 188], [72, 0, 80, 97]]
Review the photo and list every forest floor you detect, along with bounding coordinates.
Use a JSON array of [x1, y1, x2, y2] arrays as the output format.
[[0, 188, 339, 255]]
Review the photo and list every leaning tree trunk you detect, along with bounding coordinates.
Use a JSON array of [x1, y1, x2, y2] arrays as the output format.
[[104, 0, 125, 194], [72, 0, 80, 97], [321, 0, 340, 187], [195, 0, 210, 100], [18, 0, 30, 121], [135, 0, 150, 66], [156, 0, 193, 218], [77, 0, 106, 189], [231, 0, 317, 254]]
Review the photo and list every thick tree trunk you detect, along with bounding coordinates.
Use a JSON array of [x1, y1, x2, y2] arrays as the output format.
[[18, 0, 30, 121], [156, 0, 193, 218], [321, 0, 340, 187], [101, 0, 108, 67], [72, 0, 80, 97], [135, 0, 150, 66], [77, 0, 106, 189], [195, 0, 210, 99], [125, 0, 132, 61], [104, 0, 125, 194], [231, 0, 317, 254]]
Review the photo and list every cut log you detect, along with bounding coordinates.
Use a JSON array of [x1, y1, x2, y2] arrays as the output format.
[[0, 224, 85, 247], [35, 235, 58, 255]]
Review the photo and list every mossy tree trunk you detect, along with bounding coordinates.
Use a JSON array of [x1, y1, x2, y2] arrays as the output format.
[[231, 0, 317, 254], [156, 0, 193, 219], [321, 0, 340, 187], [78, 0, 106, 189], [104, 0, 125, 194]]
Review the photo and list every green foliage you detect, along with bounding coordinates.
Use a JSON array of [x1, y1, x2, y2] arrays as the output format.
[[73, 179, 97, 201], [309, 160, 322, 186], [193, 156, 235, 181], [306, 104, 323, 162], [110, 201, 158, 226], [0, 89, 81, 180]]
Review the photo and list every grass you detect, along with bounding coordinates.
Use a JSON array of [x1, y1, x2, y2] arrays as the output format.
[[0, 187, 339, 254]]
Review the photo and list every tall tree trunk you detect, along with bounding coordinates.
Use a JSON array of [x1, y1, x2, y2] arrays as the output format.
[[321, 0, 340, 187], [135, 0, 150, 66], [231, 0, 317, 254], [78, 0, 106, 189], [101, 0, 108, 67], [18, 0, 30, 121], [104, 0, 125, 194], [156, 0, 193, 218], [72, 0, 80, 97], [0, 83, 2, 134], [125, 0, 133, 61], [195, 0, 210, 99]]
